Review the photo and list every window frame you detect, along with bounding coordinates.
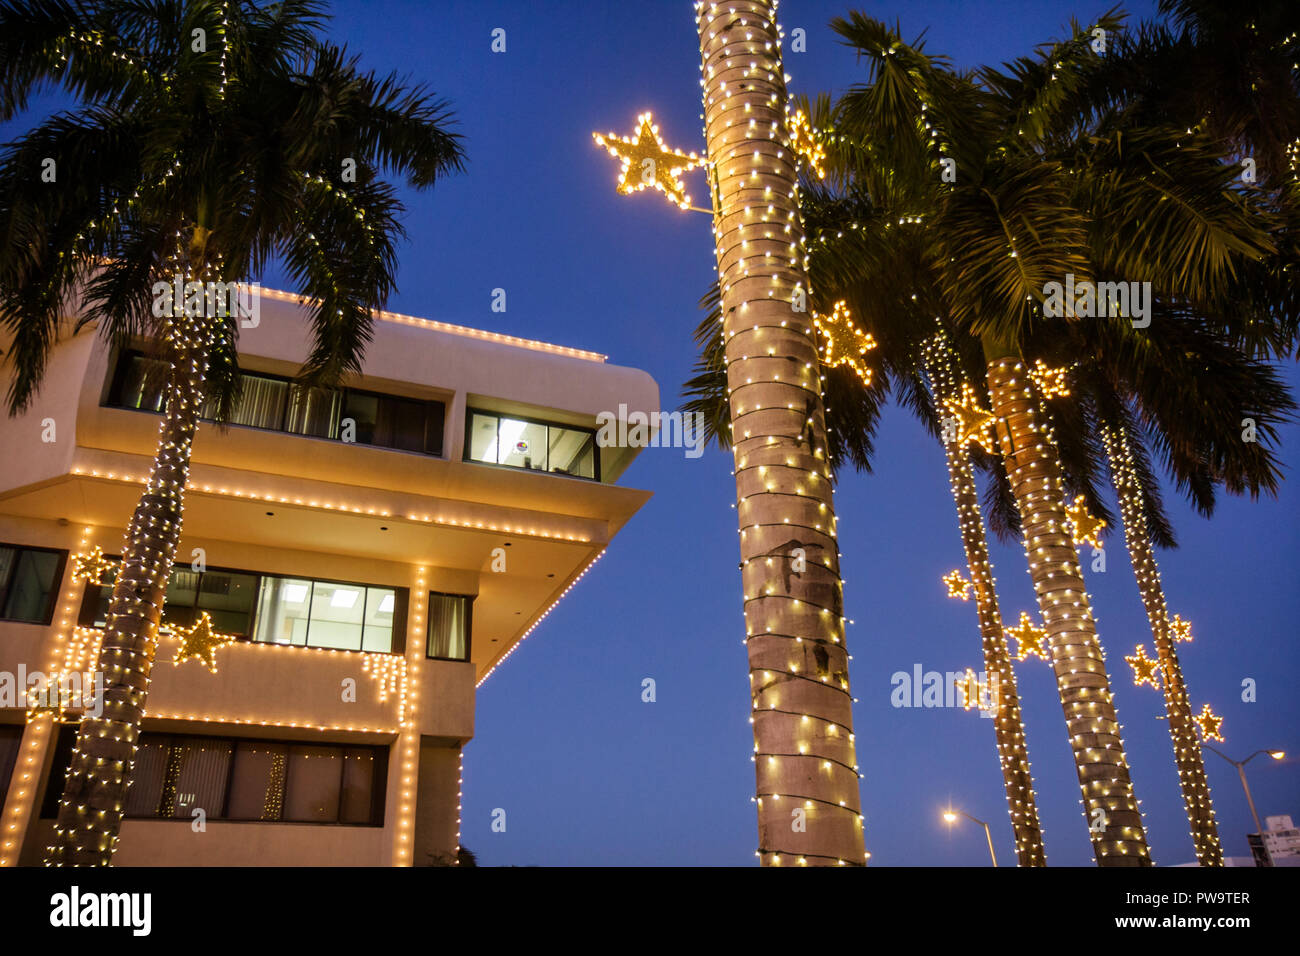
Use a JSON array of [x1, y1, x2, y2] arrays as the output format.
[[425, 590, 474, 663], [104, 349, 446, 457], [0, 542, 67, 625], [78, 560, 408, 656], [463, 406, 600, 481]]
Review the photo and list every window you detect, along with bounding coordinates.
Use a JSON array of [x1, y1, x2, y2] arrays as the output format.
[[465, 409, 598, 480], [105, 351, 444, 456], [427, 593, 472, 661], [82, 564, 258, 638], [81, 563, 403, 653], [253, 578, 400, 653], [0, 725, 21, 808], [42, 728, 386, 825], [0, 544, 65, 624]]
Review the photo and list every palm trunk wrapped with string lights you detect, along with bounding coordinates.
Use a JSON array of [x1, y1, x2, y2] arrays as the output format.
[[697, 0, 867, 866], [48, 240, 218, 866], [1103, 423, 1222, 865], [985, 354, 1151, 865], [925, 332, 1045, 866]]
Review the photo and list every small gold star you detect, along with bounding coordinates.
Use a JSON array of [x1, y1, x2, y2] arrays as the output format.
[[814, 300, 876, 386], [593, 113, 705, 209], [942, 384, 996, 452], [1028, 359, 1071, 398], [1066, 495, 1106, 548], [70, 546, 112, 582], [1192, 703, 1224, 742], [1169, 615, 1193, 643], [953, 668, 981, 711], [1006, 611, 1049, 661], [1126, 644, 1161, 688], [942, 569, 972, 601], [172, 612, 236, 673], [788, 108, 826, 179]]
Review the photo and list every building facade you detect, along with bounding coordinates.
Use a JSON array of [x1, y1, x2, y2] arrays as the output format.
[[0, 289, 656, 865]]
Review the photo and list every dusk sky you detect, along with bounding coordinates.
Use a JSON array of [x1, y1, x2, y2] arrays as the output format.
[[9, 0, 1297, 866]]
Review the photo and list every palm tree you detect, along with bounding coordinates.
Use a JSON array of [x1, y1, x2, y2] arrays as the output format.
[[828, 10, 1280, 864], [684, 195, 1049, 864], [695, 0, 866, 867], [0, 0, 464, 865], [1037, 312, 1296, 865]]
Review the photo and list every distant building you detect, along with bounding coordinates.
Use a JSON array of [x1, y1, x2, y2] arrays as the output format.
[[1247, 815, 1300, 867], [0, 289, 657, 865]]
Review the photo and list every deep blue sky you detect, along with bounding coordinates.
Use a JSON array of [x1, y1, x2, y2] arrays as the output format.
[[9, 0, 1298, 866]]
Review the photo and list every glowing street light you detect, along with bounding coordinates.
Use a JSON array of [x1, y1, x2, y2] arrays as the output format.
[[1203, 747, 1286, 835], [942, 807, 998, 867]]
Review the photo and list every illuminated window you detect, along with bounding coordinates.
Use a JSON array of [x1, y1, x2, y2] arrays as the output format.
[[465, 409, 598, 479], [81, 563, 403, 653]]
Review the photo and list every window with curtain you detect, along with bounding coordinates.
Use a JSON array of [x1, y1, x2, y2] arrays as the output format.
[[0, 544, 63, 624], [105, 351, 444, 456], [427, 593, 471, 661], [42, 728, 387, 825]]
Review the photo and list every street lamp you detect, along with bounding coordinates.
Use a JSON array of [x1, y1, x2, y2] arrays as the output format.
[[1203, 747, 1285, 834], [942, 808, 998, 867]]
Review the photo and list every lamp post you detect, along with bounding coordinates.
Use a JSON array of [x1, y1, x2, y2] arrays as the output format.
[[1203, 747, 1285, 834], [944, 808, 998, 867]]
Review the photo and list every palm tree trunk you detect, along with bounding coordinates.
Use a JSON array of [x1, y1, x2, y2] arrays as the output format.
[[1102, 423, 1223, 865], [985, 352, 1152, 866], [47, 265, 214, 866], [697, 0, 866, 866], [942, 435, 1047, 865]]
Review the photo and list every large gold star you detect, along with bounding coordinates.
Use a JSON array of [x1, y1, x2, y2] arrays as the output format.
[[593, 113, 705, 210], [942, 569, 972, 601], [70, 546, 113, 583], [1126, 644, 1161, 688], [942, 384, 996, 452], [1169, 614, 1193, 644], [814, 300, 876, 386], [172, 612, 236, 673], [1006, 611, 1048, 662], [1192, 703, 1224, 742], [1066, 495, 1106, 549]]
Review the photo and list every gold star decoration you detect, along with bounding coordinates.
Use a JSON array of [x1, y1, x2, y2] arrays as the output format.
[[1006, 611, 1049, 662], [813, 300, 876, 386], [70, 546, 114, 583], [788, 108, 826, 179], [1126, 644, 1161, 688], [942, 569, 972, 601], [1192, 703, 1224, 742], [172, 612, 236, 673], [953, 668, 980, 711], [1169, 615, 1193, 644], [1028, 359, 1071, 398], [942, 384, 996, 452], [953, 668, 998, 714], [592, 112, 706, 210], [1065, 495, 1106, 549]]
